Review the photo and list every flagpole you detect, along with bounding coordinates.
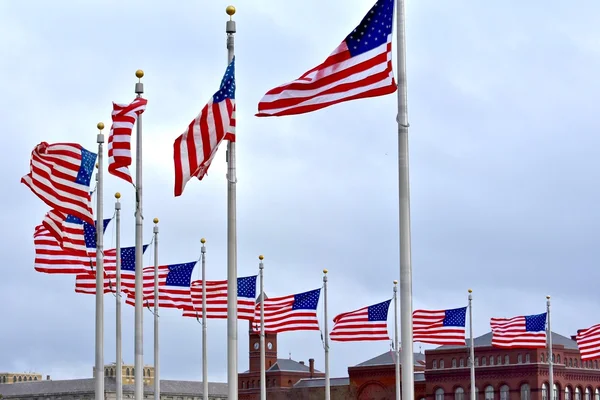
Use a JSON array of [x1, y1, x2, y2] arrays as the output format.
[[133, 69, 145, 400], [393, 280, 400, 400], [153, 218, 160, 400], [200, 238, 208, 400], [323, 269, 330, 400], [115, 192, 123, 400], [547, 295, 554, 400], [259, 255, 266, 400], [95, 122, 105, 400], [395, 0, 414, 397], [224, 6, 238, 400], [468, 289, 475, 400]]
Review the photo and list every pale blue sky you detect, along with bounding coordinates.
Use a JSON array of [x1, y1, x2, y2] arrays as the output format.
[[1, 0, 599, 382]]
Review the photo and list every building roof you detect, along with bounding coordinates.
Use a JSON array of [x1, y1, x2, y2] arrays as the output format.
[[293, 377, 350, 388], [0, 378, 228, 398], [267, 359, 322, 373], [353, 351, 426, 368], [435, 331, 578, 350]]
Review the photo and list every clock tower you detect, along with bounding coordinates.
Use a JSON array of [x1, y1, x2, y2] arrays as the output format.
[[248, 294, 278, 372]]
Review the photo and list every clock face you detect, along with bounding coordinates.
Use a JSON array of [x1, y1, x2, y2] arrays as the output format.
[[267, 342, 273, 350], [254, 342, 259, 350]]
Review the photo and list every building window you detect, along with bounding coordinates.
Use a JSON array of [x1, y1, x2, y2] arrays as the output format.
[[518, 354, 522, 363], [440, 359, 445, 369], [18, 376, 22, 382], [541, 353, 544, 362], [13, 376, 16, 383], [452, 358, 457, 368], [525, 354, 530, 363], [595, 361, 599, 369], [433, 360, 438, 369], [126, 368, 130, 376], [576, 388, 582, 400], [575, 359, 578, 368], [594, 389, 599, 400], [460, 358, 465, 367], [543, 384, 548, 400], [490, 356, 494, 366], [505, 355, 510, 364], [585, 388, 591, 400], [557, 355, 561, 364], [485, 386, 494, 400], [521, 384, 530, 400], [500, 385, 509, 400], [2, 376, 5, 383], [475, 357, 479, 366], [497, 355, 501, 365], [554, 384, 559, 400], [456, 387, 465, 400], [566, 387, 571, 400], [570, 358, 573, 367], [552, 353, 555, 363], [436, 388, 445, 400], [481, 357, 487, 366]]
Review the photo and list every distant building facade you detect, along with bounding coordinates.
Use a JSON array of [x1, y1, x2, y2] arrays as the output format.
[[94, 363, 155, 387], [0, 372, 43, 384]]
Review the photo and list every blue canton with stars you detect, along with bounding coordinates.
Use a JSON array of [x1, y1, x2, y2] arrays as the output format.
[[344, 0, 394, 58], [237, 275, 257, 298], [443, 307, 467, 327], [166, 262, 197, 287], [367, 299, 391, 321], [75, 216, 111, 248], [75, 146, 97, 187], [292, 289, 321, 310], [119, 245, 149, 271], [212, 57, 235, 103], [525, 313, 547, 332]]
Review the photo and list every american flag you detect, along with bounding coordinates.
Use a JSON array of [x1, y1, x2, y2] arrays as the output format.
[[490, 312, 547, 348], [42, 209, 111, 253], [413, 306, 467, 345], [75, 245, 149, 295], [108, 97, 148, 184], [34, 224, 95, 274], [576, 324, 600, 360], [126, 261, 197, 310], [252, 288, 321, 333], [256, 0, 396, 117], [330, 299, 391, 342], [181, 275, 257, 320], [21, 142, 96, 225], [173, 58, 236, 197]]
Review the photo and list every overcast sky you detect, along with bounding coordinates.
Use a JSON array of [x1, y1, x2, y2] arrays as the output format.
[[1, 0, 600, 383]]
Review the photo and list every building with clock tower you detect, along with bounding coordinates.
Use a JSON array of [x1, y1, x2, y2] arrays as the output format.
[[238, 294, 325, 400]]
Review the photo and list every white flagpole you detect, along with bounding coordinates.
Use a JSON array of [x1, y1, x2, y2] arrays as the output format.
[[133, 69, 145, 400], [395, 0, 414, 397], [259, 255, 266, 400], [468, 289, 475, 400], [393, 280, 400, 400], [153, 218, 160, 400], [547, 295, 554, 400], [323, 269, 330, 400], [224, 6, 238, 400], [95, 122, 105, 400], [115, 192, 123, 400], [201, 238, 208, 400]]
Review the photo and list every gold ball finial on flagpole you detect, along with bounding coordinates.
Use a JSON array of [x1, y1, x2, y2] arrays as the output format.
[[153, 217, 159, 224], [115, 192, 121, 199], [393, 280, 398, 285], [135, 69, 144, 79], [226, 5, 236, 16], [323, 269, 328, 274], [201, 238, 206, 244], [468, 289, 473, 293], [95, 163, 99, 169], [259, 255, 264, 260], [546, 295, 551, 299], [97, 122, 105, 130]]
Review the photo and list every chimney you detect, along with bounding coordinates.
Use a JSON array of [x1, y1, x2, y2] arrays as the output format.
[[46, 375, 50, 381], [309, 358, 315, 378], [299, 361, 305, 365]]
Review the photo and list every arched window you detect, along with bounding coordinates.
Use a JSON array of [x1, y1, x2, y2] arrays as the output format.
[[554, 384, 559, 400], [525, 354, 530, 363], [500, 385, 510, 400], [541, 353, 545, 362], [105, 368, 109, 376], [28, 376, 32, 381], [456, 387, 465, 400], [252, 380, 255, 388], [576, 387, 582, 400], [460, 358, 465, 367], [2, 376, 5, 383], [475, 357, 479, 366], [490, 356, 494, 366], [452, 358, 457, 368], [485, 385, 495, 400], [595, 361, 599, 369], [241, 381, 245, 389], [505, 355, 510, 364], [521, 384, 530, 400], [575, 359, 578, 368], [482, 357, 487, 366], [18, 376, 22, 382], [566, 387, 571, 400], [542, 384, 548, 400], [433, 360, 438, 369], [557, 355, 561, 364], [436, 388, 445, 400], [585, 388, 591, 400], [497, 355, 502, 365], [594, 389, 599, 400], [552, 354, 556, 363], [287, 380, 292, 386], [13, 376, 16, 383], [569, 358, 573, 367], [126, 368, 130, 376], [440, 359, 445, 369], [518, 354, 523, 363]]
